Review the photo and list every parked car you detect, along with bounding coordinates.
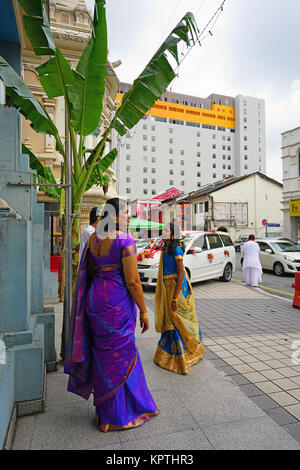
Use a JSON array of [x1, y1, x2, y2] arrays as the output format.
[[234, 235, 249, 252], [138, 231, 236, 286], [241, 238, 300, 276]]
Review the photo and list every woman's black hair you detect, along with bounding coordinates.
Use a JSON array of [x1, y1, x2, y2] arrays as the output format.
[[100, 198, 127, 232], [164, 221, 185, 255]]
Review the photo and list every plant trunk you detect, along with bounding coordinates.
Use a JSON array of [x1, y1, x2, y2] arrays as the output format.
[[59, 216, 65, 302], [71, 201, 82, 290]]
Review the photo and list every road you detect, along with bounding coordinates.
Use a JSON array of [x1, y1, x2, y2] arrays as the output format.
[[233, 253, 295, 300]]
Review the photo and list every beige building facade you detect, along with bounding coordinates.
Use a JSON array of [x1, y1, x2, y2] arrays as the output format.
[[19, 0, 119, 239]]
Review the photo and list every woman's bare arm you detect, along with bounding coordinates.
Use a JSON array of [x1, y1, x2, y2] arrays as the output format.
[[122, 254, 149, 333]]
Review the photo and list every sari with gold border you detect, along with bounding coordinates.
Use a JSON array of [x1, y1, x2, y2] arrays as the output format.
[[154, 246, 205, 374], [64, 232, 158, 431]]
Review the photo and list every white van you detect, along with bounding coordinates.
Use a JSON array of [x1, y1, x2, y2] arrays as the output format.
[[138, 231, 236, 286]]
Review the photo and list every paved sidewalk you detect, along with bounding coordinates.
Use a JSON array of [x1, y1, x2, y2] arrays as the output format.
[[12, 282, 300, 450]]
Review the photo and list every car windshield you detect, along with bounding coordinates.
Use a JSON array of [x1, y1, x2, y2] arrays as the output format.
[[270, 242, 300, 253]]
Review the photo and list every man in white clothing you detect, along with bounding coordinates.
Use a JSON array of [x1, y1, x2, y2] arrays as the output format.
[[79, 207, 99, 259], [241, 234, 263, 287]]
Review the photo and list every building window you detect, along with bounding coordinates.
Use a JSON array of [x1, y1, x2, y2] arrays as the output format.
[[169, 138, 173, 144], [152, 168, 156, 174], [152, 179, 156, 184], [126, 154, 131, 160], [244, 165, 248, 170], [126, 165, 130, 171], [126, 133, 130, 139], [181, 160, 184, 165], [197, 152, 201, 158], [143, 178, 148, 184], [143, 123, 147, 129], [197, 172, 201, 177], [197, 142, 200, 147], [169, 128, 173, 134], [212, 134, 216, 139], [197, 132, 200, 137], [244, 136, 248, 141], [205, 201, 209, 212], [151, 147, 156, 152], [151, 157, 156, 163], [152, 190, 156, 195], [181, 181, 185, 187], [213, 163, 216, 169], [197, 183, 201, 188], [227, 136, 231, 141], [169, 159, 173, 164], [244, 146, 248, 151], [126, 177, 131, 183], [143, 145, 147, 151], [212, 154, 216, 159], [223, 174, 226, 179], [197, 162, 201, 168], [126, 188, 131, 194], [212, 144, 216, 149], [143, 167, 147, 173], [180, 150, 184, 155], [126, 144, 130, 149], [227, 146, 231, 151], [222, 136, 226, 141], [151, 125, 156, 131], [222, 145, 226, 150], [151, 136, 156, 142], [223, 164, 226, 169], [169, 169, 174, 175], [143, 189, 148, 195], [169, 148, 173, 154], [181, 170, 184, 176], [223, 155, 226, 160], [244, 118, 247, 123], [143, 135, 147, 140], [213, 173, 216, 179], [228, 156, 231, 160], [228, 165, 231, 170], [244, 155, 248, 160], [169, 180, 174, 185]]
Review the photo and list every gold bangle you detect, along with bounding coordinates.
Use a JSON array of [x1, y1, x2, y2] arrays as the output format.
[[140, 311, 149, 319]]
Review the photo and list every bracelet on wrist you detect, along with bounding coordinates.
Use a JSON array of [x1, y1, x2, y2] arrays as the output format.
[[140, 311, 149, 319]]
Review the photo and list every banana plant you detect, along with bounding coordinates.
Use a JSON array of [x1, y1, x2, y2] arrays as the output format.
[[0, 0, 199, 287]]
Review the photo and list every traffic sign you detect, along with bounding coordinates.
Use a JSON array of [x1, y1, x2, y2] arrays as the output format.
[[262, 219, 268, 226]]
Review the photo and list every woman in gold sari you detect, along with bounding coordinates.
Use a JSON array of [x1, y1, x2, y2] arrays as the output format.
[[154, 223, 205, 374]]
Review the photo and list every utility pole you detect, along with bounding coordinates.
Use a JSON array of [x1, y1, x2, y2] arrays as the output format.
[[61, 110, 73, 359]]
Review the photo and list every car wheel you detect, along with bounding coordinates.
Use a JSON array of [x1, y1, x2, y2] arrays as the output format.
[[185, 267, 191, 280], [273, 262, 284, 277], [220, 263, 232, 282]]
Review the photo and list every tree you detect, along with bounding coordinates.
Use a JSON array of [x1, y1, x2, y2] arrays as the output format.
[[0, 0, 199, 285]]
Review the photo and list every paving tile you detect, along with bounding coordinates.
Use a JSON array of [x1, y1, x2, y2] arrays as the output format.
[[216, 365, 239, 376], [120, 430, 213, 450], [276, 368, 300, 378], [237, 354, 259, 364], [287, 389, 300, 401], [250, 362, 272, 372], [251, 353, 274, 361], [269, 392, 300, 407], [264, 360, 288, 369], [292, 377, 300, 386], [202, 416, 300, 450], [266, 408, 299, 426], [250, 395, 279, 411], [215, 351, 235, 359], [268, 352, 290, 360], [282, 423, 300, 443], [229, 375, 251, 386], [243, 372, 268, 384], [233, 364, 255, 374], [255, 381, 283, 394], [284, 404, 300, 421], [222, 357, 245, 366], [260, 369, 285, 381], [272, 379, 300, 391], [237, 384, 264, 398]]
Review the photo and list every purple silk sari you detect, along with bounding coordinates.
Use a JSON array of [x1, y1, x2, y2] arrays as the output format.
[[64, 232, 158, 432]]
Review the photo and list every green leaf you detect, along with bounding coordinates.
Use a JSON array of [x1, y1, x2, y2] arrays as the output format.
[[37, 49, 75, 99], [22, 144, 61, 200], [111, 12, 199, 135], [17, 0, 55, 56], [0, 55, 60, 139], [67, 0, 108, 136], [85, 148, 117, 192]]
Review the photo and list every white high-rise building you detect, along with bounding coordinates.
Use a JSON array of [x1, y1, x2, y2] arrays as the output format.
[[111, 83, 266, 201]]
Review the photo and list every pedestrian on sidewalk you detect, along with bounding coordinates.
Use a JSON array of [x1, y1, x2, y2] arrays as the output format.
[[241, 234, 263, 287], [154, 222, 205, 374], [79, 207, 99, 260], [64, 198, 159, 432]]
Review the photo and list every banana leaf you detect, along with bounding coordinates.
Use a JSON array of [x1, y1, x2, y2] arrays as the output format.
[[67, 0, 107, 136], [0, 56, 61, 145], [17, 0, 55, 56], [85, 148, 118, 192], [111, 12, 199, 136], [37, 49, 75, 99], [22, 144, 61, 200]]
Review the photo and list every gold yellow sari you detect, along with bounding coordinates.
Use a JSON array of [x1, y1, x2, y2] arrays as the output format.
[[154, 250, 205, 374]]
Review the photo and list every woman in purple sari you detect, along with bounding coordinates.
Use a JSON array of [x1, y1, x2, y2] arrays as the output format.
[[64, 198, 159, 432]]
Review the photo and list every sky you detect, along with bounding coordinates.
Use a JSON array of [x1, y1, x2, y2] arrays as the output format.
[[86, 0, 300, 183]]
